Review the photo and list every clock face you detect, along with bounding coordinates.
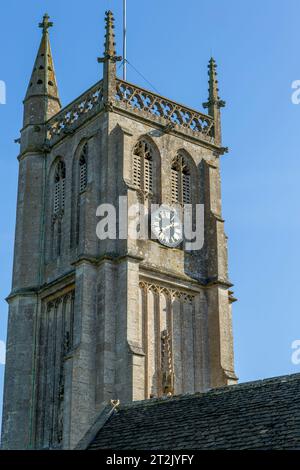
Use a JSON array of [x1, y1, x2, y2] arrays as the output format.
[[151, 206, 183, 248]]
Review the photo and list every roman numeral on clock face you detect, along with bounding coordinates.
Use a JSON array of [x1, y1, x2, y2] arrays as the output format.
[[151, 206, 183, 247]]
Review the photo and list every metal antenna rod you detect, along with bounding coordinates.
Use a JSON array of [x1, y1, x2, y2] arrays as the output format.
[[123, 0, 127, 80]]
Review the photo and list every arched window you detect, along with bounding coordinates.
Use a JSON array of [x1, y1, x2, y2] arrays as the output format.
[[79, 144, 88, 193], [171, 153, 191, 205], [52, 160, 66, 258], [133, 140, 153, 194], [74, 143, 88, 247], [54, 161, 66, 214]]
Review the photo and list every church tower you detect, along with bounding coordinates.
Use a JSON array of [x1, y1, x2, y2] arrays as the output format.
[[1, 11, 237, 450]]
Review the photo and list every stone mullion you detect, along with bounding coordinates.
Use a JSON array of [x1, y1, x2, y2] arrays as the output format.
[[62, 291, 75, 449], [75, 195, 80, 248], [155, 289, 161, 397], [79, 190, 89, 254], [142, 284, 149, 399], [189, 299, 196, 392], [65, 295, 71, 352], [196, 292, 210, 391], [179, 297, 185, 393], [49, 300, 59, 447], [51, 221, 56, 260], [56, 295, 68, 446], [57, 220, 61, 258], [183, 298, 195, 393], [192, 296, 200, 392], [172, 294, 182, 395], [41, 304, 50, 447], [34, 303, 47, 448], [166, 292, 174, 378], [53, 298, 64, 447], [43, 302, 54, 448], [70, 292, 75, 349], [61, 295, 67, 351]]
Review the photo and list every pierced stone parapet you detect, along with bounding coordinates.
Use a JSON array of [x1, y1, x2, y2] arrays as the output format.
[[46, 81, 104, 145], [45, 78, 216, 147], [115, 79, 215, 143]]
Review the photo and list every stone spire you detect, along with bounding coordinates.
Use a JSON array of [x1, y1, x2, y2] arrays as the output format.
[[203, 58, 225, 146], [98, 10, 122, 107], [23, 13, 61, 126]]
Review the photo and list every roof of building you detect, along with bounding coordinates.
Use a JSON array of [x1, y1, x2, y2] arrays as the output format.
[[85, 374, 300, 450]]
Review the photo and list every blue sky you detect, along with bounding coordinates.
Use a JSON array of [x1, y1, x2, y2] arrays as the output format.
[[1, 0, 300, 427]]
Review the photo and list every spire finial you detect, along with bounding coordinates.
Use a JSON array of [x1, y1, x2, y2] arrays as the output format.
[[98, 10, 122, 64], [39, 13, 53, 34]]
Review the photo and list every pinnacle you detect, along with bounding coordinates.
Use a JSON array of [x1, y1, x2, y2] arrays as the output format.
[[104, 10, 117, 57], [203, 57, 225, 111], [98, 9, 122, 65]]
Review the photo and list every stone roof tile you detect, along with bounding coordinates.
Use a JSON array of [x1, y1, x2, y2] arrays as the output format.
[[88, 373, 300, 450]]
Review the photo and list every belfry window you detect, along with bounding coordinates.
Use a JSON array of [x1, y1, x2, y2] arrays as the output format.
[[54, 161, 66, 214], [133, 140, 153, 194], [79, 144, 88, 193], [52, 160, 66, 259], [171, 154, 192, 205], [74, 143, 88, 247]]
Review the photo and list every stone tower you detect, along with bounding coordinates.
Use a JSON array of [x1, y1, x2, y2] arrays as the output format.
[[1, 11, 237, 450]]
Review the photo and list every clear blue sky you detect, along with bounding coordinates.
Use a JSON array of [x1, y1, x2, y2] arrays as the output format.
[[1, 0, 300, 427]]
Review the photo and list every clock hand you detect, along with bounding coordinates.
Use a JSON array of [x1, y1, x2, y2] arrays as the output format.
[[162, 222, 180, 231], [162, 224, 172, 231]]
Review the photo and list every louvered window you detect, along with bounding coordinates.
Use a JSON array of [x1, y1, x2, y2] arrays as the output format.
[[54, 161, 66, 214], [52, 160, 66, 259], [79, 158, 87, 192], [54, 180, 60, 214], [79, 144, 88, 193], [133, 140, 154, 195], [171, 168, 179, 203], [73, 144, 89, 247], [171, 154, 191, 205], [133, 155, 141, 188], [182, 172, 191, 204], [61, 176, 65, 209], [144, 157, 153, 193]]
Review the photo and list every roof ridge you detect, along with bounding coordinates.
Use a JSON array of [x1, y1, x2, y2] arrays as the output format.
[[116, 373, 300, 410]]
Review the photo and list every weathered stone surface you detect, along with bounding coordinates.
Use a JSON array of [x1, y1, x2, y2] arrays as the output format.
[[1, 10, 236, 450]]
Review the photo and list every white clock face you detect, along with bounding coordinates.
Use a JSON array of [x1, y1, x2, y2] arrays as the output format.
[[151, 206, 183, 248]]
